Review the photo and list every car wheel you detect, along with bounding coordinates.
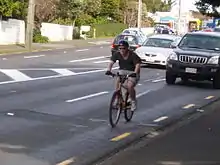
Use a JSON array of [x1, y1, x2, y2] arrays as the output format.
[[213, 74, 220, 89], [166, 71, 176, 85], [181, 76, 188, 83]]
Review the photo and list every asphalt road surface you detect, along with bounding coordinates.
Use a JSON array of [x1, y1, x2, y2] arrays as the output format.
[[0, 44, 220, 165]]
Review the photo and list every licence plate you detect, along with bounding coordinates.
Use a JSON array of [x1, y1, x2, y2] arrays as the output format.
[[185, 67, 197, 73], [146, 57, 154, 62]]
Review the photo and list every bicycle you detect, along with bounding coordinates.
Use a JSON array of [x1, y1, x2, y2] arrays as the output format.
[[107, 72, 136, 128]]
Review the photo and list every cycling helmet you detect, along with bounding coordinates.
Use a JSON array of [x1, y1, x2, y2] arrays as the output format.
[[118, 40, 129, 48]]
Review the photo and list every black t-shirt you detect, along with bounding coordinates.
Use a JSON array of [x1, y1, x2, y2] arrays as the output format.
[[111, 51, 141, 71]]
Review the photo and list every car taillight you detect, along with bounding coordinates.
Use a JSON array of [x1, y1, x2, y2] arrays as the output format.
[[111, 44, 115, 48], [136, 45, 141, 48]]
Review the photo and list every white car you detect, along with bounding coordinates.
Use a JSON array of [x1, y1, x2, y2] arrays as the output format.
[[135, 34, 181, 66]]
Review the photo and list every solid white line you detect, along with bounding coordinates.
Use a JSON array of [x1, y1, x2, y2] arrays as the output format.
[[154, 116, 168, 122], [24, 55, 45, 59], [89, 118, 107, 122], [93, 60, 110, 64], [0, 67, 119, 85], [66, 91, 109, 103], [75, 49, 89, 52], [137, 90, 151, 98], [0, 69, 32, 81], [152, 78, 165, 83], [69, 56, 107, 63], [51, 69, 75, 76]]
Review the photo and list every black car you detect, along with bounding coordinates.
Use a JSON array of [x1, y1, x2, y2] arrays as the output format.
[[166, 31, 220, 89], [111, 33, 144, 55]]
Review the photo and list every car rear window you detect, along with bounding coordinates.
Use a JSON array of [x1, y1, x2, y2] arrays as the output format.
[[114, 35, 138, 45], [178, 34, 220, 51]]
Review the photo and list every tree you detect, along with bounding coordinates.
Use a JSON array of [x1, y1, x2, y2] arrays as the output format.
[[100, 0, 120, 20], [56, 0, 86, 24], [35, 0, 57, 29], [84, 0, 101, 17], [195, 0, 220, 17], [0, 0, 20, 19]]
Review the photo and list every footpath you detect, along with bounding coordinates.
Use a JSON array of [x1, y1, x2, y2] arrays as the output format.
[[0, 38, 113, 55], [99, 99, 220, 165]]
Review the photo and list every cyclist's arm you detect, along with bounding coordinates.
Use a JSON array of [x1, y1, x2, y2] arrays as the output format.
[[107, 60, 115, 72], [133, 53, 142, 74], [107, 53, 118, 72]]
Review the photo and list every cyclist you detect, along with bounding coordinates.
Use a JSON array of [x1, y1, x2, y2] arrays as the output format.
[[105, 40, 141, 111]]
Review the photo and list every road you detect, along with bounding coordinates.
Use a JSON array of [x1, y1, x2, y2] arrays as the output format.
[[0, 44, 220, 165]]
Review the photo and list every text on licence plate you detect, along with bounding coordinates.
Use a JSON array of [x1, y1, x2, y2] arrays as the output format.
[[185, 68, 197, 73]]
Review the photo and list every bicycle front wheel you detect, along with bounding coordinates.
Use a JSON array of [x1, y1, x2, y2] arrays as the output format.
[[124, 92, 134, 122], [109, 91, 122, 128]]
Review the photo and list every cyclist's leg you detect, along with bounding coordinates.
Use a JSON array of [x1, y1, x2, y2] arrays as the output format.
[[127, 76, 139, 111]]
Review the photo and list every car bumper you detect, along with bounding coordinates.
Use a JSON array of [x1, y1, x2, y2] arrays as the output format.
[[166, 60, 220, 79]]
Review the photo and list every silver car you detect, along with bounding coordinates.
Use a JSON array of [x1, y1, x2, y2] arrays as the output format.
[[135, 34, 181, 66]]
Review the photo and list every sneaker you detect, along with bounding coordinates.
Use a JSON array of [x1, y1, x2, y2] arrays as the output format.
[[131, 100, 137, 111]]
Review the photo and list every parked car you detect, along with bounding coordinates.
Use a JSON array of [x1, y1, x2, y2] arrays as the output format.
[[111, 33, 145, 55], [166, 31, 220, 89], [135, 34, 181, 66], [122, 28, 147, 41]]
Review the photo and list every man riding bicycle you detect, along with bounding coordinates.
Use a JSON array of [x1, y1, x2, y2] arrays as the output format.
[[105, 40, 141, 111]]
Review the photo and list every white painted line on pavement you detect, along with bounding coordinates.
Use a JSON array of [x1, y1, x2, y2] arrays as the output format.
[[24, 55, 45, 59], [0, 69, 32, 81], [66, 91, 109, 103], [69, 56, 107, 63], [2, 58, 7, 60], [89, 118, 107, 122], [51, 69, 76, 76], [137, 90, 151, 98], [153, 116, 168, 122], [0, 67, 119, 85], [143, 76, 164, 82], [75, 49, 89, 52], [93, 60, 110, 64], [152, 78, 165, 83]]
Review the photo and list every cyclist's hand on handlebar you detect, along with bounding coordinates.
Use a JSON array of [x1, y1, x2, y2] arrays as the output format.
[[105, 70, 112, 76]]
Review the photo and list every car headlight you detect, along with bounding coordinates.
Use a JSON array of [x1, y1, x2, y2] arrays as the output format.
[[135, 49, 145, 56], [207, 56, 219, 64], [168, 52, 178, 61]]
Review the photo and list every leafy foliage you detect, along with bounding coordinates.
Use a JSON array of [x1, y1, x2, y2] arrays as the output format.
[[195, 0, 220, 17]]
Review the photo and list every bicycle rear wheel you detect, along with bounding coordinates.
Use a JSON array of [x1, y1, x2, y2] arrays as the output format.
[[124, 92, 134, 122], [109, 91, 122, 128]]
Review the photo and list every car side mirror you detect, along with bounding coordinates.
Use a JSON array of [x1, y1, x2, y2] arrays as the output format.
[[170, 42, 177, 49]]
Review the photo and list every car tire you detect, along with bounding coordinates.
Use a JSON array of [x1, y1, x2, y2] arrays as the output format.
[[166, 71, 176, 85], [213, 74, 220, 89], [181, 76, 188, 83]]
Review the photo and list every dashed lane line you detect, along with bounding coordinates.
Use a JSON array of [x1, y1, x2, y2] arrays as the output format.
[[182, 104, 195, 109], [205, 96, 214, 100], [111, 132, 131, 142], [153, 116, 168, 122], [56, 157, 75, 165]]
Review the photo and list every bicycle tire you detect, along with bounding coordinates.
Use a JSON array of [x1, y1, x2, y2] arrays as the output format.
[[124, 92, 134, 122], [109, 91, 122, 128]]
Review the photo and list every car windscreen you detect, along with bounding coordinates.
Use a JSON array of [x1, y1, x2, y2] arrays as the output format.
[[143, 38, 173, 48], [114, 35, 138, 45], [178, 34, 220, 51]]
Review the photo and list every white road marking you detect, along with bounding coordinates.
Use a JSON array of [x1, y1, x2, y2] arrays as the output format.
[[0, 69, 32, 81], [138, 83, 142, 86], [2, 58, 7, 60], [89, 118, 107, 122], [0, 67, 119, 85], [144, 76, 164, 82], [75, 49, 89, 52], [69, 56, 107, 63], [24, 55, 45, 59], [93, 60, 110, 64], [66, 91, 109, 103], [7, 113, 14, 116], [154, 116, 168, 122], [51, 69, 75, 76], [152, 78, 165, 83], [137, 90, 151, 98]]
